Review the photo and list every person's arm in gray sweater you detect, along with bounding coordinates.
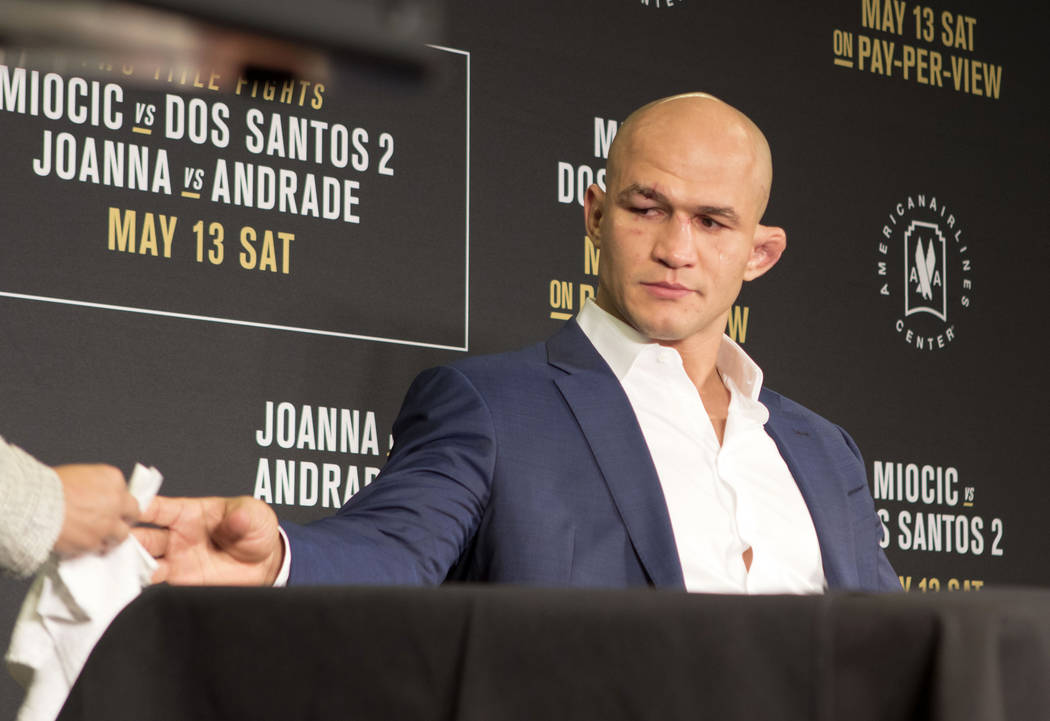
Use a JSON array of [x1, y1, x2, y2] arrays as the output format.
[[0, 436, 139, 576]]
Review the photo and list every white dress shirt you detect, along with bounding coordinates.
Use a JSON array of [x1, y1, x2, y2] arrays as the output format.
[[576, 299, 825, 594]]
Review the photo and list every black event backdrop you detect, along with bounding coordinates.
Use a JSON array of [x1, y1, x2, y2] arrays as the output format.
[[1, 0, 1047, 714]]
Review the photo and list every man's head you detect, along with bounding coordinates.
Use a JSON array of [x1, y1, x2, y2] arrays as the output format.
[[584, 93, 786, 350]]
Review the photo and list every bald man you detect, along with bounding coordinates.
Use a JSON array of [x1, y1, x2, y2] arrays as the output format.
[[138, 94, 899, 593]]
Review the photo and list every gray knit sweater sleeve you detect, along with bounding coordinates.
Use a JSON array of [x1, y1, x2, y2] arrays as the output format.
[[0, 435, 64, 577]]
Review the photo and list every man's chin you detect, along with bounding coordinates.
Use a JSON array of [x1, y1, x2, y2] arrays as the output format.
[[633, 313, 726, 345], [632, 319, 692, 343]]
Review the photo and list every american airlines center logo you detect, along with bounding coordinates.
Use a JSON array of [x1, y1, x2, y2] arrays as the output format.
[[875, 195, 973, 351]]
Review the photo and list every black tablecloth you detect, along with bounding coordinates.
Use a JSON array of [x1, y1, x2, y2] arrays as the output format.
[[56, 585, 1050, 721]]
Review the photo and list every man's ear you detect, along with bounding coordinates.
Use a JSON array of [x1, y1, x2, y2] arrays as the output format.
[[743, 224, 786, 281], [583, 183, 605, 246]]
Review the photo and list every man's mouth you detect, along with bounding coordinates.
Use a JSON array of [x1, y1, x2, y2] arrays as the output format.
[[641, 281, 693, 299]]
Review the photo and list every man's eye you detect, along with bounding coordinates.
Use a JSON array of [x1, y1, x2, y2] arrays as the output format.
[[699, 216, 723, 229], [632, 206, 660, 216]]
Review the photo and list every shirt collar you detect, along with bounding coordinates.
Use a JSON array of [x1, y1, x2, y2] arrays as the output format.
[[576, 298, 765, 401]]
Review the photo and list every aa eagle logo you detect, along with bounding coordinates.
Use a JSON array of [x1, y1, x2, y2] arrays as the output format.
[[904, 221, 947, 322]]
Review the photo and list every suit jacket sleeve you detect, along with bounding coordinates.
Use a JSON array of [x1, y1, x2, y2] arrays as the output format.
[[283, 366, 496, 586]]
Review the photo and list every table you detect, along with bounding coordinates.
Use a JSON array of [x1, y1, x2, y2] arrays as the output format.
[[57, 585, 1050, 720]]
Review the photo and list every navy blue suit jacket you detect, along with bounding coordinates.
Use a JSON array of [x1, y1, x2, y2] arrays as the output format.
[[285, 321, 900, 592]]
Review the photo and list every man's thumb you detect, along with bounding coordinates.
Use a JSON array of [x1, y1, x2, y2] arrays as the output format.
[[212, 499, 255, 549]]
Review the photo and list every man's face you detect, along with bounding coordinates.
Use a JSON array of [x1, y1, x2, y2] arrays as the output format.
[[585, 103, 778, 348]]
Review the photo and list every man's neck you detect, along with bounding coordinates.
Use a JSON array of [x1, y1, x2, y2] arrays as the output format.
[[582, 296, 734, 419], [657, 329, 724, 395], [658, 330, 731, 444]]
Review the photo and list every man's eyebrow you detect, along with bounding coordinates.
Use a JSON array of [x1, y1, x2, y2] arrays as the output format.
[[618, 184, 740, 224], [696, 205, 740, 224], [617, 184, 667, 204]]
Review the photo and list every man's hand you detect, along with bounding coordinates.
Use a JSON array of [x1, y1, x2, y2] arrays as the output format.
[[133, 496, 284, 586], [53, 464, 140, 557]]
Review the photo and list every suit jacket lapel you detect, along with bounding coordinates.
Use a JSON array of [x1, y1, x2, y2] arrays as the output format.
[[547, 321, 685, 589], [761, 390, 859, 590]]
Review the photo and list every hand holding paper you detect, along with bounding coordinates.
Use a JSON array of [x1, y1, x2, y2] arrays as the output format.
[[52, 464, 140, 557]]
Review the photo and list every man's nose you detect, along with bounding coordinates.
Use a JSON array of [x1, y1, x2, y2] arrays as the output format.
[[652, 213, 699, 268]]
